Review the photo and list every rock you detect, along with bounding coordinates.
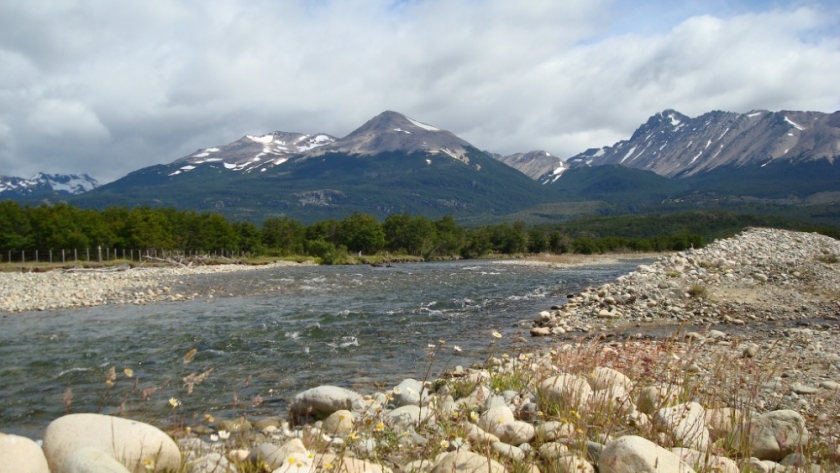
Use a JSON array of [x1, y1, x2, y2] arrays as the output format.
[[539, 374, 592, 410], [322, 410, 354, 436], [671, 447, 738, 473], [552, 455, 595, 473], [393, 379, 427, 406], [186, 452, 237, 473], [462, 422, 500, 445], [588, 367, 633, 391], [791, 383, 818, 394], [42, 413, 181, 473], [705, 407, 743, 441], [0, 432, 50, 473], [289, 386, 365, 418], [218, 417, 252, 434], [653, 402, 710, 450], [599, 435, 695, 473], [819, 380, 840, 390], [491, 442, 524, 461], [63, 447, 132, 473], [735, 410, 810, 461], [537, 442, 569, 460], [431, 451, 507, 473], [530, 327, 551, 337], [590, 384, 634, 413], [248, 439, 307, 470], [744, 458, 787, 473], [386, 405, 435, 430], [477, 403, 533, 444], [535, 421, 574, 442], [636, 385, 678, 414]]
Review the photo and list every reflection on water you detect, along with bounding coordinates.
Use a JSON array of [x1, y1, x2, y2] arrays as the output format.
[[0, 259, 645, 438]]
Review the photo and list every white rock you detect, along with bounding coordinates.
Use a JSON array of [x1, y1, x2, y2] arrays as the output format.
[[654, 402, 710, 450], [289, 386, 366, 417], [248, 439, 307, 470], [553, 454, 595, 473], [392, 379, 427, 406], [671, 447, 738, 473], [431, 451, 507, 473], [321, 410, 354, 436], [735, 410, 809, 461], [42, 413, 180, 473], [63, 447, 132, 473], [0, 432, 51, 473], [599, 435, 695, 473], [588, 367, 634, 391], [705, 407, 743, 441], [539, 374, 592, 410]]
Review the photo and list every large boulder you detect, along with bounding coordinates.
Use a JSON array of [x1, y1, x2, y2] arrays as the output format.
[[0, 432, 50, 473], [431, 451, 507, 473], [392, 379, 428, 407], [42, 413, 181, 473], [588, 367, 634, 391], [599, 435, 695, 473], [734, 410, 810, 461], [653, 402, 710, 450], [63, 447, 132, 473], [248, 439, 307, 470], [322, 410, 355, 436], [539, 374, 591, 411], [289, 386, 366, 418]]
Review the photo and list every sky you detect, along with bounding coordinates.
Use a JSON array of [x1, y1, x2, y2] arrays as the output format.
[[1, 0, 839, 183]]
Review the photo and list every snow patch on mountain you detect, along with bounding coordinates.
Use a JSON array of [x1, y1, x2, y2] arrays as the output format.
[[0, 173, 100, 197]]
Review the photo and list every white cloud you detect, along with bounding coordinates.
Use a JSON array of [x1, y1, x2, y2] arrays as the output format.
[[0, 0, 838, 182]]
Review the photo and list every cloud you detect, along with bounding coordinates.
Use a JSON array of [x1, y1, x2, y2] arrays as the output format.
[[0, 0, 838, 182]]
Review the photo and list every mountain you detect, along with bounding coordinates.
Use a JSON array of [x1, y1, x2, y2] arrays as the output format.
[[72, 111, 550, 223], [489, 150, 567, 182], [0, 173, 99, 199], [566, 109, 840, 178]]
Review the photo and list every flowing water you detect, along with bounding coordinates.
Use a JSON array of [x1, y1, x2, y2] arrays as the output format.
[[0, 259, 647, 438]]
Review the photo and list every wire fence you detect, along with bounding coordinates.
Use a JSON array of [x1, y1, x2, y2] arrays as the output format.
[[1, 248, 246, 264]]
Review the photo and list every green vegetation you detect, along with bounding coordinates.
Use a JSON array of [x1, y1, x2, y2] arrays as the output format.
[[2, 201, 838, 265]]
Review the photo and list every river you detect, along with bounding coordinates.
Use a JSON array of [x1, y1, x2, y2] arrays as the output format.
[[0, 259, 647, 438]]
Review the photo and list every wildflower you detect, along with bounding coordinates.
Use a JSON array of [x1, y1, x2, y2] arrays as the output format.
[[210, 434, 219, 442], [502, 353, 509, 358], [348, 432, 357, 440], [470, 411, 479, 421], [105, 380, 115, 387], [550, 349, 557, 355], [440, 440, 450, 449], [324, 462, 334, 469], [288, 456, 297, 465], [168, 397, 181, 407], [453, 345, 462, 353], [218, 430, 230, 440], [123, 368, 134, 378], [204, 413, 215, 423], [142, 459, 155, 471], [492, 331, 502, 339], [375, 422, 384, 431]]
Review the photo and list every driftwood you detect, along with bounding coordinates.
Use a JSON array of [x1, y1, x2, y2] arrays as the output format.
[[141, 254, 242, 267], [63, 264, 131, 273]]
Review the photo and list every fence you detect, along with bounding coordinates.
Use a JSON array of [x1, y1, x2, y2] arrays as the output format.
[[1, 248, 246, 264]]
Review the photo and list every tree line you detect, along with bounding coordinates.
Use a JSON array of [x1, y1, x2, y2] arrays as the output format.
[[0, 201, 708, 264]]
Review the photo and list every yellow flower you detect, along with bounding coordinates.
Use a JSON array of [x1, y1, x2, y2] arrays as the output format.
[[375, 422, 384, 431], [105, 379, 114, 387], [123, 368, 134, 378], [288, 456, 297, 464], [440, 440, 450, 449], [308, 452, 315, 459], [168, 397, 181, 407], [142, 459, 155, 470], [470, 411, 479, 421], [325, 462, 334, 469], [348, 432, 357, 440], [204, 413, 215, 423], [492, 331, 502, 339], [502, 353, 509, 358]]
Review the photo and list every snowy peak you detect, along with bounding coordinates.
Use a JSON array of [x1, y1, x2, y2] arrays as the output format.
[[172, 131, 337, 175], [491, 150, 566, 182], [0, 173, 100, 197], [313, 111, 474, 163], [566, 109, 840, 178]]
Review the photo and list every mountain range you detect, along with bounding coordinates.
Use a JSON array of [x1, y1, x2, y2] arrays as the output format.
[[0, 173, 99, 200], [3, 108, 839, 226]]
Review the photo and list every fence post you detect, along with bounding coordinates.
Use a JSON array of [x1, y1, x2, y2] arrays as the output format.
[[74, 248, 78, 262], [49, 249, 52, 263], [62, 249, 65, 263], [22, 250, 25, 263], [35, 250, 38, 263]]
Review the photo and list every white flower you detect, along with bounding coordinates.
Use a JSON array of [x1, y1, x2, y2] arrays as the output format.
[[210, 434, 219, 442], [218, 430, 230, 440]]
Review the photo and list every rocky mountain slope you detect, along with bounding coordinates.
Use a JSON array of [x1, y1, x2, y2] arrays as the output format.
[[0, 173, 99, 199], [567, 109, 840, 178], [71, 111, 549, 222], [488, 150, 567, 181]]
